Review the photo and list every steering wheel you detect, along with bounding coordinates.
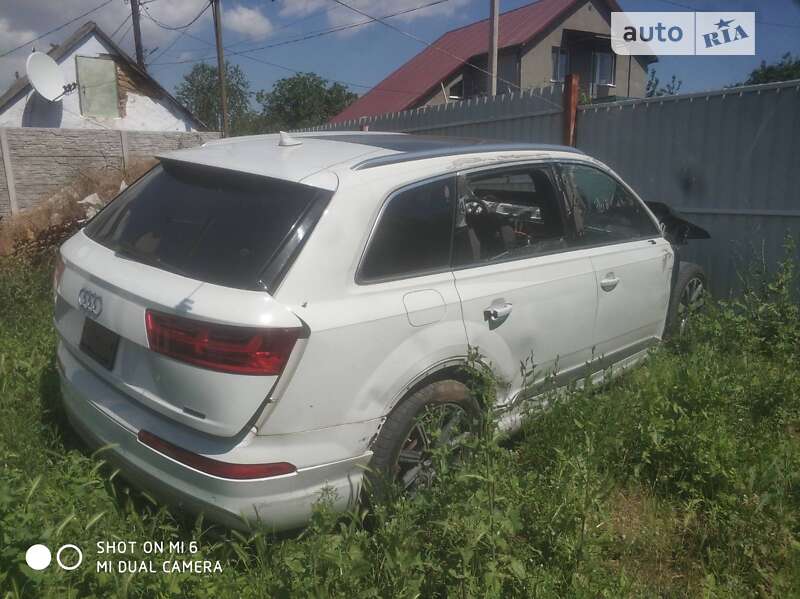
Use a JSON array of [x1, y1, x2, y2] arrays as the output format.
[[464, 196, 490, 218]]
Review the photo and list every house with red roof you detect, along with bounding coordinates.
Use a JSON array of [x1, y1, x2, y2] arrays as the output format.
[[332, 0, 655, 123]]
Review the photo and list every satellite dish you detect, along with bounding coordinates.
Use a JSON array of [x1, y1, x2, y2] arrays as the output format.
[[26, 52, 66, 102]]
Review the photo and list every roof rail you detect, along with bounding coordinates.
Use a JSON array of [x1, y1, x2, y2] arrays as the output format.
[[351, 143, 584, 170]]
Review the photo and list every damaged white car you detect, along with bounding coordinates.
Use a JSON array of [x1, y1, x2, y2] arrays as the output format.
[[53, 132, 707, 530]]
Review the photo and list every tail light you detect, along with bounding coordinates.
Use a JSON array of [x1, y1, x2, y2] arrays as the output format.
[[138, 430, 296, 479], [145, 310, 300, 376], [53, 253, 65, 292]]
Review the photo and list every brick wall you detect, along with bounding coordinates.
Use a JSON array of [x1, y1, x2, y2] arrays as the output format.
[[0, 127, 219, 216]]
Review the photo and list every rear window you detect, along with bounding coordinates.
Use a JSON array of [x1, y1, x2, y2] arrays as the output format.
[[84, 162, 325, 290]]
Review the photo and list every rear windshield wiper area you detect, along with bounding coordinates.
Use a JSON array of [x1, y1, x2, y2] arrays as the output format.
[[114, 241, 196, 281], [84, 163, 330, 291]]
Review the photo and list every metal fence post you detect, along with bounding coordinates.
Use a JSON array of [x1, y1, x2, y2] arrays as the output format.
[[563, 74, 579, 147]]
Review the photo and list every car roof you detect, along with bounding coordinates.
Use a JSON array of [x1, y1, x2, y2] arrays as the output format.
[[156, 132, 584, 190]]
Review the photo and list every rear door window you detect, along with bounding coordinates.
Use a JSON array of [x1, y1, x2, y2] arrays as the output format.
[[84, 162, 327, 290], [359, 177, 455, 282]]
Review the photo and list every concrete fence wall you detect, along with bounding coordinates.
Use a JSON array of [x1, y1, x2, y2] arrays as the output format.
[[0, 127, 219, 217]]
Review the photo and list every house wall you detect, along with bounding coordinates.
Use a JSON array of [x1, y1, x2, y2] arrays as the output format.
[[519, 0, 648, 98], [0, 34, 198, 131], [420, 49, 519, 109], [417, 0, 649, 109]]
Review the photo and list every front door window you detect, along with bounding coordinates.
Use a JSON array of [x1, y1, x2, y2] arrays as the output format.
[[453, 165, 567, 267]]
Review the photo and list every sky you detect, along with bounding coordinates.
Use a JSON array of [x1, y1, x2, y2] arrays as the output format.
[[1, 0, 799, 107]]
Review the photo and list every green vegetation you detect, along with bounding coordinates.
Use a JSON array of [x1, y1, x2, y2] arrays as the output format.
[[743, 52, 800, 85], [175, 64, 357, 135], [646, 69, 682, 97], [1, 247, 799, 598]]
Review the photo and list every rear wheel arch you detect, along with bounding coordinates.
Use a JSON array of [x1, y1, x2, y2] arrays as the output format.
[[382, 356, 493, 419]]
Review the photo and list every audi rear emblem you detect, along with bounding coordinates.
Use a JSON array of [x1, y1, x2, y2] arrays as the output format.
[[77, 288, 103, 318]]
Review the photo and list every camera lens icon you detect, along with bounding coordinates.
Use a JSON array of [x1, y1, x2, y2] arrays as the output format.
[[56, 544, 83, 570], [25, 544, 83, 571]]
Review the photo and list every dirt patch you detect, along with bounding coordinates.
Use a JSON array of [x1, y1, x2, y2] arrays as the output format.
[[605, 488, 703, 595]]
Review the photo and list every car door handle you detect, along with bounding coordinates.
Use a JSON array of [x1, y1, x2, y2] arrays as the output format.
[[485, 301, 513, 321], [600, 273, 620, 292]]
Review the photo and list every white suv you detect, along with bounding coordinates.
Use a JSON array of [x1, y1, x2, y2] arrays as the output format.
[[54, 132, 705, 531]]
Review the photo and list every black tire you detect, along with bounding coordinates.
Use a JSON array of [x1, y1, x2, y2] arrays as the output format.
[[366, 379, 482, 500], [665, 262, 707, 338]]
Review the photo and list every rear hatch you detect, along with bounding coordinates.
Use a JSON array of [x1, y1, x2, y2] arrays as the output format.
[[55, 161, 330, 437]]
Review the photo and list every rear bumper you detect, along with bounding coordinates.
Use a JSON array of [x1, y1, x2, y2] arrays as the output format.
[[57, 340, 372, 531]]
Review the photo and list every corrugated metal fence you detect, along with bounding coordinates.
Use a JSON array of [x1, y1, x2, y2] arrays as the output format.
[[300, 84, 565, 143], [304, 79, 800, 296], [577, 80, 800, 296]]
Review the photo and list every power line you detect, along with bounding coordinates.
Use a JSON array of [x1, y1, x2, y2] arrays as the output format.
[[118, 20, 135, 45], [653, 0, 800, 29], [147, 1, 213, 64], [141, 1, 211, 31], [0, 0, 115, 58], [224, 2, 345, 51], [240, 52, 426, 96], [151, 0, 451, 66], [328, 0, 522, 93], [110, 13, 132, 40], [153, 27, 425, 96]]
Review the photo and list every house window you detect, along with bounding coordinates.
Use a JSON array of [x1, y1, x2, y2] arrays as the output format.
[[448, 78, 464, 101], [551, 47, 568, 82], [592, 51, 615, 86], [76, 56, 120, 118]]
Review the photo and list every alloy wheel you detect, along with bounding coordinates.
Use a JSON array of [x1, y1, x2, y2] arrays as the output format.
[[678, 276, 705, 334], [394, 402, 474, 493]]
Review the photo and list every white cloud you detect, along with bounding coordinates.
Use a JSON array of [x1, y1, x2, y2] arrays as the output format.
[[278, 0, 472, 34], [278, 0, 328, 20], [224, 5, 273, 40], [0, 17, 37, 49], [0, 17, 40, 90], [0, 0, 213, 88]]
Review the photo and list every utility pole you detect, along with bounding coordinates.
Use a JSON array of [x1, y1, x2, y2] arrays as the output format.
[[212, 0, 229, 137], [487, 0, 499, 96], [130, 0, 145, 70]]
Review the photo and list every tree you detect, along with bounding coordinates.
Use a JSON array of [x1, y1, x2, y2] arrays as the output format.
[[256, 73, 357, 131], [742, 53, 800, 85], [646, 69, 682, 97], [175, 62, 252, 134]]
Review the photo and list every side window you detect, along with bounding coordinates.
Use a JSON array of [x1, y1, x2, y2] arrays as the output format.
[[560, 163, 659, 245], [452, 165, 567, 267], [359, 177, 455, 282]]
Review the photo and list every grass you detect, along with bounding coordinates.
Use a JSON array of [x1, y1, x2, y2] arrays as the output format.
[[1, 247, 799, 598]]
